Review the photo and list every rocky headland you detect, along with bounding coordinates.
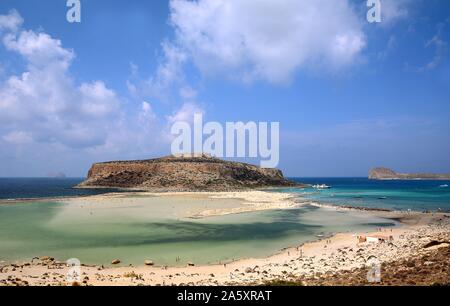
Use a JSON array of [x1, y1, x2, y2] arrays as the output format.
[[77, 155, 299, 192]]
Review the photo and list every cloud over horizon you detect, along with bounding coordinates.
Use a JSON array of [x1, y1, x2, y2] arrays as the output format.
[[0, 10, 173, 176], [0, 19, 122, 149]]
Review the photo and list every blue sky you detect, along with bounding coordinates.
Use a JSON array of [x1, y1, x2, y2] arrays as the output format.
[[0, 0, 449, 177]]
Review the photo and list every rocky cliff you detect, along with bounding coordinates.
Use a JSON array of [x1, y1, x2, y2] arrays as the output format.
[[77, 155, 299, 191], [369, 167, 450, 180]]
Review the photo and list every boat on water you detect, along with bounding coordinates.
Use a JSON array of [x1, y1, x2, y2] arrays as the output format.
[[439, 184, 448, 188], [312, 184, 331, 189]]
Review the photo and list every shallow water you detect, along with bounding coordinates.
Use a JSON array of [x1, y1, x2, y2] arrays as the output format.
[[1, 177, 447, 266], [0, 195, 397, 266]]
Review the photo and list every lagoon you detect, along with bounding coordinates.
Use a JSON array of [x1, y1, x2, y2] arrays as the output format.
[[0, 192, 398, 266]]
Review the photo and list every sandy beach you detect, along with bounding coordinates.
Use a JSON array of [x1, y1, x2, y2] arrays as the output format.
[[138, 191, 301, 218], [0, 190, 449, 286]]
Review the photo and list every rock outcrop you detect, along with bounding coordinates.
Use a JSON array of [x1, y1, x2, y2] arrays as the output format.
[[77, 155, 299, 191], [369, 167, 450, 180]]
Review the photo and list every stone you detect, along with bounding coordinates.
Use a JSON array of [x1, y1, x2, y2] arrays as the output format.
[[76, 156, 301, 192]]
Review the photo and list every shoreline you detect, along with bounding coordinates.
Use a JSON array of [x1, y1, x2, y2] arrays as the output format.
[[1, 187, 447, 213], [1, 190, 449, 286], [1, 204, 449, 286]]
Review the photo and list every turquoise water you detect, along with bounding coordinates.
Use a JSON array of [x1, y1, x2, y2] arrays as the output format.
[[1, 177, 448, 266], [2, 178, 448, 212], [0, 196, 396, 266], [287, 178, 450, 212]]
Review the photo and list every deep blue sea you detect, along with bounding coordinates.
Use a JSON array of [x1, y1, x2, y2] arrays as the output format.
[[0, 178, 118, 200], [285, 178, 450, 212], [0, 177, 449, 212]]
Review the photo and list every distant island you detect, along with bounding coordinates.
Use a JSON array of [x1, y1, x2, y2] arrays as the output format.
[[46, 172, 67, 178], [369, 167, 450, 180], [77, 154, 300, 191]]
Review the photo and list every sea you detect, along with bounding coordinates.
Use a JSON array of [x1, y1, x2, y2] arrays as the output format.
[[0, 177, 448, 266], [288, 177, 450, 212], [0, 178, 118, 200], [1, 178, 449, 212]]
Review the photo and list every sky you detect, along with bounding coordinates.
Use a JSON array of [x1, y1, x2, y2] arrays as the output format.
[[0, 0, 449, 177]]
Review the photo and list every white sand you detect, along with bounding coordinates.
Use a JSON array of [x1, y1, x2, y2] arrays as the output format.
[[59, 190, 301, 219]]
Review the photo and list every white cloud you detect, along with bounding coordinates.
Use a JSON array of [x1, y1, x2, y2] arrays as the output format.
[[2, 131, 32, 144], [167, 102, 204, 125], [3, 30, 74, 68], [169, 0, 366, 84], [162, 101, 205, 144], [127, 42, 187, 100], [381, 0, 411, 25], [0, 11, 127, 149], [179, 86, 197, 100], [419, 23, 448, 72], [79, 81, 120, 117], [0, 9, 23, 32], [139, 101, 157, 124], [0, 11, 200, 176], [142, 101, 152, 114], [129, 0, 368, 99]]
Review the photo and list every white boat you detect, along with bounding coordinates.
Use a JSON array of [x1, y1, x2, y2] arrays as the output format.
[[439, 184, 448, 188], [312, 184, 331, 189]]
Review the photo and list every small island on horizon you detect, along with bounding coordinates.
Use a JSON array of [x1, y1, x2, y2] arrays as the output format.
[[369, 168, 450, 181]]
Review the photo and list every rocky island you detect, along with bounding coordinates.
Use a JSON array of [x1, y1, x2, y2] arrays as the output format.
[[77, 154, 299, 191], [369, 167, 450, 180]]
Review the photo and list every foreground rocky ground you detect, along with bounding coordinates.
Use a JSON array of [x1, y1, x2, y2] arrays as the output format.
[[1, 212, 449, 286], [301, 245, 449, 286], [264, 214, 450, 286]]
